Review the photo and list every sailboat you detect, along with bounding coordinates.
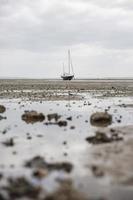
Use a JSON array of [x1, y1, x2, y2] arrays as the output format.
[[61, 50, 74, 80]]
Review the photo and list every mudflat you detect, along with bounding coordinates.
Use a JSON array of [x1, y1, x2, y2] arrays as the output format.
[[0, 79, 133, 200], [1, 79, 133, 100]]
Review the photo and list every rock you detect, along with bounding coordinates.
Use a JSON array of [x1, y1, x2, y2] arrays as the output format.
[[0, 105, 6, 113], [48, 162, 72, 173], [90, 112, 112, 127], [25, 156, 46, 168], [66, 116, 72, 121], [86, 131, 123, 145], [70, 126, 75, 130], [0, 116, 6, 120], [91, 165, 104, 177], [22, 111, 45, 124], [25, 156, 73, 173], [5, 177, 41, 199], [32, 169, 48, 179], [47, 113, 61, 121], [44, 180, 88, 200], [58, 121, 67, 127], [2, 138, 14, 147], [0, 173, 3, 180], [63, 141, 67, 145], [0, 194, 5, 200]]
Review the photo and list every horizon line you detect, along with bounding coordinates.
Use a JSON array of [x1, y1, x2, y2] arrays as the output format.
[[1, 77, 133, 80]]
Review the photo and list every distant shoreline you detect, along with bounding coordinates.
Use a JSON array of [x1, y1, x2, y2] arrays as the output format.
[[1, 77, 133, 81]]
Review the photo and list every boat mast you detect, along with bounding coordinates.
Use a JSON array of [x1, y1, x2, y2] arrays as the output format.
[[63, 63, 65, 75], [70, 54, 74, 75], [68, 50, 70, 74]]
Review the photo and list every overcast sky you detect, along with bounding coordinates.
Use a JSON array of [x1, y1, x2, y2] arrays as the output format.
[[0, 0, 133, 78]]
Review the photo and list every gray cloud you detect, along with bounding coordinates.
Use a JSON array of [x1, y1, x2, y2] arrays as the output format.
[[0, 0, 133, 78], [0, 0, 133, 50]]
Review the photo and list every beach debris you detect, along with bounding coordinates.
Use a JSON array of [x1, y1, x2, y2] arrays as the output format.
[[90, 112, 112, 127], [47, 113, 61, 121], [2, 138, 14, 147], [25, 156, 73, 173], [86, 131, 123, 145], [4, 177, 41, 199], [22, 111, 45, 123], [0, 105, 6, 113]]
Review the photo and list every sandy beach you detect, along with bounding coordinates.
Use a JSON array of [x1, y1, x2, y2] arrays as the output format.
[[0, 79, 133, 200]]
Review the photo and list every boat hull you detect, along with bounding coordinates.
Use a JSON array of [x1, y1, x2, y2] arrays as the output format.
[[61, 75, 74, 80]]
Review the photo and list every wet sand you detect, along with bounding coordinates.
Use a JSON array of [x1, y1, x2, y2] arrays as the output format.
[[0, 79, 133, 200]]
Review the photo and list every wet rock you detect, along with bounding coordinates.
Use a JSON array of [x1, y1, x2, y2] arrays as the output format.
[[25, 156, 46, 168], [27, 136, 32, 140], [2, 138, 14, 147], [0, 173, 3, 180], [37, 134, 43, 138], [50, 162, 72, 173], [117, 119, 121, 123], [0, 116, 6, 120], [58, 120, 67, 127], [66, 116, 72, 121], [91, 165, 104, 177], [0, 194, 5, 200], [33, 169, 48, 179], [110, 128, 115, 133], [22, 111, 45, 124], [90, 112, 112, 127], [64, 153, 68, 157], [2, 129, 7, 134], [70, 126, 75, 130], [12, 151, 17, 155], [25, 156, 73, 173], [47, 113, 61, 121], [63, 141, 67, 145], [0, 105, 6, 113], [44, 180, 88, 200], [5, 177, 41, 199], [86, 131, 123, 145], [44, 120, 68, 127]]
